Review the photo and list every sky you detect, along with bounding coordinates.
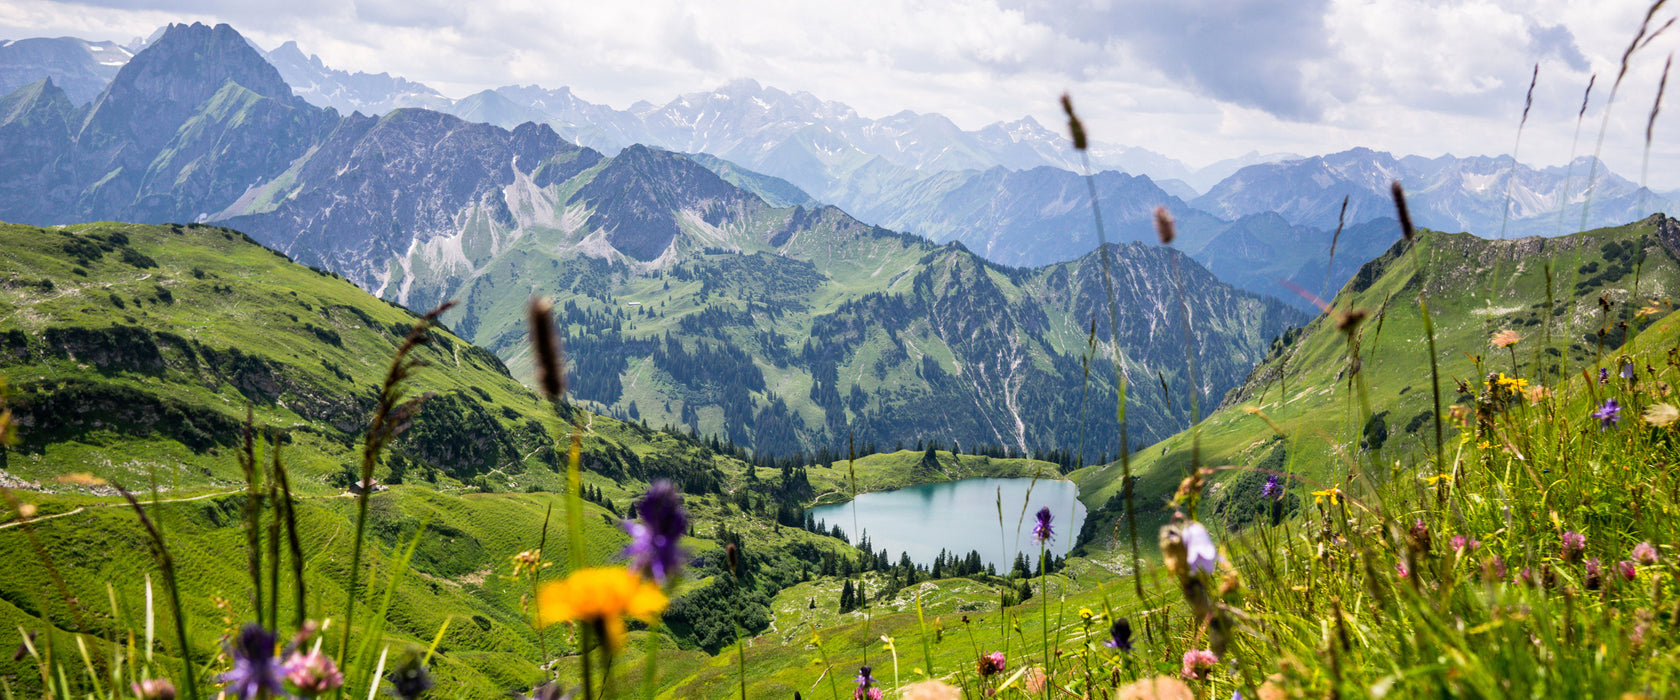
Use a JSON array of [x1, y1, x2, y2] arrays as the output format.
[[5, 0, 1680, 189]]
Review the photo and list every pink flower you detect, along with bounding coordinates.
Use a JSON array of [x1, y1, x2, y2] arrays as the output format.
[[976, 651, 1006, 677], [283, 649, 343, 697], [1181, 649, 1218, 680], [1633, 541, 1659, 565], [1617, 560, 1638, 581], [1485, 555, 1507, 581], [1451, 535, 1480, 553], [1561, 531, 1586, 562], [1395, 561, 1409, 579]]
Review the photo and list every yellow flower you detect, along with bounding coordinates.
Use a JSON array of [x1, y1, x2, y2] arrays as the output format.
[[1425, 473, 1453, 486], [1311, 488, 1342, 505], [1477, 440, 1492, 450], [536, 567, 667, 652], [1078, 607, 1095, 620]]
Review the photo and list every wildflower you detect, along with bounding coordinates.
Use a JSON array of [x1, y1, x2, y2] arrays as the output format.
[[1485, 555, 1508, 581], [1104, 618, 1133, 652], [1586, 558, 1603, 590], [1024, 666, 1048, 694], [1622, 362, 1636, 380], [132, 679, 176, 700], [1617, 560, 1638, 581], [1491, 329, 1522, 348], [976, 651, 1006, 677], [901, 680, 961, 700], [622, 480, 688, 584], [536, 567, 668, 652], [1407, 520, 1431, 555], [1562, 531, 1587, 563], [1261, 474, 1281, 499], [854, 665, 882, 700], [385, 653, 433, 700], [1593, 399, 1621, 429], [1424, 473, 1452, 486], [1078, 607, 1094, 621], [1033, 506, 1055, 543], [1181, 522, 1219, 575], [1180, 649, 1218, 680], [1311, 488, 1342, 506], [218, 624, 284, 700], [512, 549, 549, 577], [1633, 541, 1659, 564], [283, 648, 343, 697], [1451, 535, 1479, 553], [1599, 368, 1610, 385], [1643, 403, 1679, 427], [1395, 561, 1409, 579]]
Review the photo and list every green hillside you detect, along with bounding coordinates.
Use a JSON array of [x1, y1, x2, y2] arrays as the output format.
[[1071, 214, 1680, 542]]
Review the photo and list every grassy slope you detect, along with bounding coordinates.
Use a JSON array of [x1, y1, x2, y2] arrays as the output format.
[[1071, 216, 1680, 538], [0, 221, 864, 697]]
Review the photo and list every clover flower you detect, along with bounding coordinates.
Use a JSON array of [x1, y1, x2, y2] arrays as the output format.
[[1104, 617, 1133, 652], [1450, 535, 1479, 553], [536, 567, 668, 653], [283, 648, 343, 697], [1593, 399, 1622, 429], [1586, 558, 1603, 590], [1032, 506, 1054, 544], [1180, 649, 1218, 680], [1617, 560, 1638, 581], [622, 480, 688, 585], [1562, 531, 1587, 562], [218, 625, 284, 700], [976, 651, 1006, 677]]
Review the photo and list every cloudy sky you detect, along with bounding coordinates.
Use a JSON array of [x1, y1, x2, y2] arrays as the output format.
[[5, 0, 1680, 188]]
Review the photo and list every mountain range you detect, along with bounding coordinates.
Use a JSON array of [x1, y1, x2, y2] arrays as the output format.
[[0, 22, 1304, 456], [6, 27, 1676, 304]]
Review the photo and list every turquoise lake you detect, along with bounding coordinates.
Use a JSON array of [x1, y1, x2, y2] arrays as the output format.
[[804, 477, 1088, 572]]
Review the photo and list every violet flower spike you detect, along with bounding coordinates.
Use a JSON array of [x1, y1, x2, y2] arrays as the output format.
[[1261, 474, 1281, 500], [1593, 399, 1621, 429], [1183, 522, 1219, 575], [1104, 617, 1133, 652], [218, 625, 285, 700], [1032, 506, 1054, 544], [622, 480, 688, 584]]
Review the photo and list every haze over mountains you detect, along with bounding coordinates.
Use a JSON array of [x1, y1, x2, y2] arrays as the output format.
[[5, 26, 1675, 305], [0, 22, 1304, 457]]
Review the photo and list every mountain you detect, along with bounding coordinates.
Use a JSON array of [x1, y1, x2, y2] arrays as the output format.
[[1189, 213, 1402, 310], [1194, 147, 1680, 237], [0, 37, 135, 105], [0, 22, 1306, 457], [1072, 213, 1680, 538], [262, 39, 453, 115]]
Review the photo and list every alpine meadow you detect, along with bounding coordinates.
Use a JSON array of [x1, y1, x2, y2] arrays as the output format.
[[5, 3, 1680, 700]]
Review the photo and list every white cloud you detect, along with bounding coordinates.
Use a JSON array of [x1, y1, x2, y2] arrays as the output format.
[[2, 0, 1678, 188]]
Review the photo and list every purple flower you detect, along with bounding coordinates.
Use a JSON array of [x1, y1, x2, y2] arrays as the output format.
[[1104, 617, 1133, 652], [1562, 531, 1586, 562], [854, 666, 879, 700], [1586, 558, 1603, 590], [1183, 522, 1219, 575], [1261, 474, 1281, 500], [622, 480, 688, 584], [1486, 555, 1507, 581], [1633, 541, 1659, 564], [1594, 399, 1621, 429], [1617, 560, 1638, 581], [218, 625, 284, 700], [1032, 506, 1054, 544], [1599, 368, 1610, 385], [1622, 362, 1635, 380]]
